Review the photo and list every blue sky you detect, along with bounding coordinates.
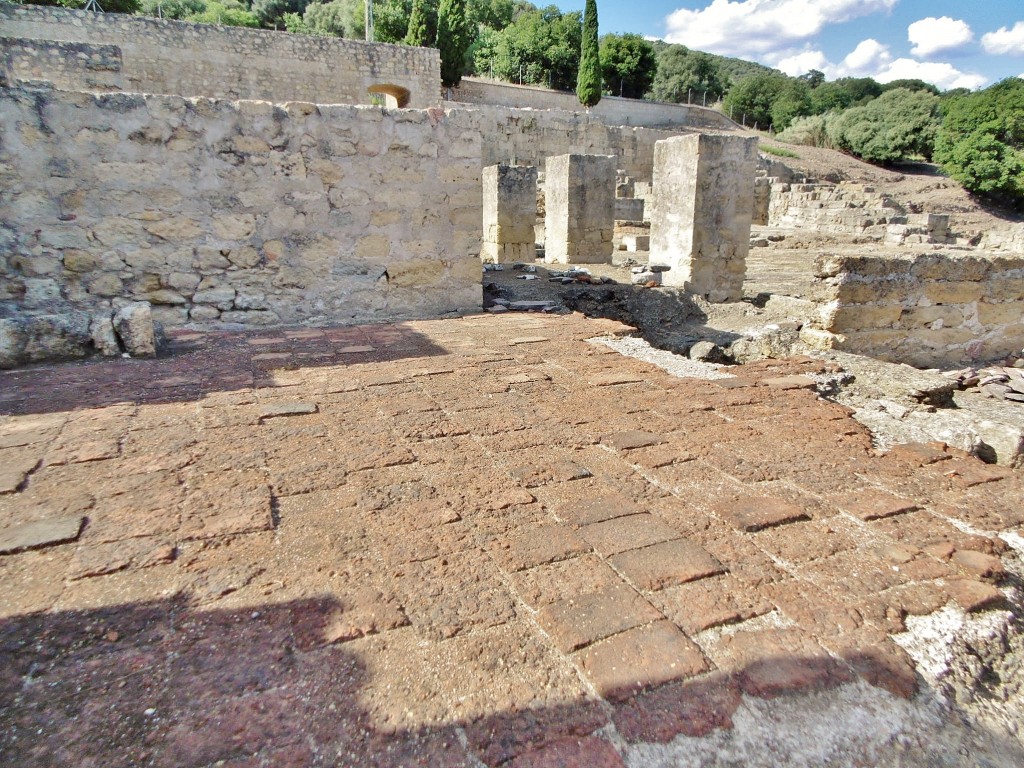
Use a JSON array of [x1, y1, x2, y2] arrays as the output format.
[[557, 1, 1023, 90]]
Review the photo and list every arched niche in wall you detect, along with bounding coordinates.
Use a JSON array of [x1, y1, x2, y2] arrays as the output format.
[[367, 84, 411, 109]]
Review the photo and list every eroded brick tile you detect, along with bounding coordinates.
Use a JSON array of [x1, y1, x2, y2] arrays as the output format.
[[488, 523, 591, 572], [575, 621, 710, 702], [762, 579, 865, 638], [944, 578, 1006, 613], [700, 531, 788, 587], [535, 582, 662, 652], [600, 431, 666, 452], [938, 460, 1012, 488], [510, 460, 592, 488], [508, 554, 624, 608], [508, 736, 625, 768], [713, 495, 809, 532], [181, 470, 273, 540], [751, 519, 856, 564], [580, 514, 679, 556], [625, 443, 695, 469], [612, 672, 741, 743], [799, 549, 911, 598], [397, 551, 517, 639], [950, 550, 1005, 582], [871, 510, 1008, 557], [835, 488, 919, 521], [610, 539, 725, 592], [884, 441, 953, 467], [652, 574, 774, 635], [821, 632, 920, 699], [553, 491, 645, 527], [710, 628, 851, 698]]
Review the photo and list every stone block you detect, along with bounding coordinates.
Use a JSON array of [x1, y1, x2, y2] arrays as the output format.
[[544, 154, 616, 265], [622, 234, 650, 252], [650, 134, 758, 302], [113, 302, 156, 357], [925, 281, 983, 305]]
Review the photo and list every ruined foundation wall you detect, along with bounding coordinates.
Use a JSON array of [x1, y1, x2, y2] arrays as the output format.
[[0, 4, 440, 108], [810, 252, 1024, 367], [450, 77, 739, 131], [0, 86, 482, 330]]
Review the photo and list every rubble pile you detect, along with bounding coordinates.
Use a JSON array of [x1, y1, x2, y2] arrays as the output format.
[[944, 362, 1024, 403]]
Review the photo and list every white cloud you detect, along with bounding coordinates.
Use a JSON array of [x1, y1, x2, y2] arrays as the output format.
[[663, 0, 898, 57], [907, 17, 973, 58], [981, 21, 1024, 55], [875, 59, 988, 90], [772, 49, 833, 77], [840, 39, 892, 76]]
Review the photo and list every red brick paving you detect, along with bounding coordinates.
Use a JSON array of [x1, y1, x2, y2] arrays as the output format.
[[0, 312, 1020, 765]]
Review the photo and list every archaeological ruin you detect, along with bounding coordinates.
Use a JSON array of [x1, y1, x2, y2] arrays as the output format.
[[1, 5, 1023, 767]]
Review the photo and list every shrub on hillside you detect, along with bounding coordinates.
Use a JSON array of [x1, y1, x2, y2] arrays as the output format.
[[776, 113, 833, 148], [934, 78, 1024, 206], [827, 87, 939, 165]]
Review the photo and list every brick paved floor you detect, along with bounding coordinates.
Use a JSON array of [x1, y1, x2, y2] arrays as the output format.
[[0, 313, 1021, 766]]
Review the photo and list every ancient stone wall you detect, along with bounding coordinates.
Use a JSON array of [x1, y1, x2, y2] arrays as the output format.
[[449, 77, 738, 131], [0, 85, 482, 330], [0, 4, 440, 107], [463, 104, 684, 182], [0, 36, 123, 91], [809, 252, 1024, 367]]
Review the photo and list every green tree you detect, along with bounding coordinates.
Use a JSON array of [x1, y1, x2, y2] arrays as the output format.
[[467, 0, 513, 29], [722, 71, 790, 128], [187, 0, 261, 26], [827, 87, 940, 164], [252, 0, 311, 28], [575, 0, 600, 107], [478, 6, 581, 90], [770, 79, 811, 131], [405, 0, 434, 45], [882, 78, 940, 96], [599, 33, 655, 99], [798, 69, 825, 89], [649, 45, 727, 104], [285, 0, 364, 36], [934, 78, 1024, 205], [437, 0, 474, 88], [374, 0, 413, 43], [28, 0, 142, 13], [138, 0, 205, 19]]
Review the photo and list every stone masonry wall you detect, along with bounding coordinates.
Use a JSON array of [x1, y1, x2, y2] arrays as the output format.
[[0, 85, 482, 330], [809, 252, 1024, 367], [464, 104, 686, 183], [544, 154, 616, 265], [0, 4, 440, 108], [449, 77, 739, 131], [0, 36, 123, 92]]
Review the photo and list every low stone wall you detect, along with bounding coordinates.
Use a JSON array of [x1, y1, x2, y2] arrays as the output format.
[[809, 252, 1024, 367], [0, 36, 123, 91], [0, 85, 482, 331], [981, 224, 1024, 252], [0, 4, 440, 107], [450, 77, 738, 131]]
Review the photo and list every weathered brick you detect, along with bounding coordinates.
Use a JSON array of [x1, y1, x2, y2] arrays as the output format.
[[575, 621, 710, 702], [610, 539, 724, 591], [535, 583, 662, 652]]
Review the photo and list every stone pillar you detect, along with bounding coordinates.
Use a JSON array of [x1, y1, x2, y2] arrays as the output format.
[[544, 154, 616, 265], [481, 164, 538, 264], [650, 134, 758, 302]]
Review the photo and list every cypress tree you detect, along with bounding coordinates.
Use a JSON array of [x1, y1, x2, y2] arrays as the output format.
[[576, 0, 602, 107], [406, 0, 432, 47], [437, 0, 473, 89]]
